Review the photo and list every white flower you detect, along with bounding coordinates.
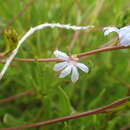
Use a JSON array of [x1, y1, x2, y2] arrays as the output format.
[[53, 50, 89, 83], [103, 26, 130, 47]]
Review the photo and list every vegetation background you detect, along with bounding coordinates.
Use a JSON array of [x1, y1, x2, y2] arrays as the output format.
[[0, 0, 130, 129]]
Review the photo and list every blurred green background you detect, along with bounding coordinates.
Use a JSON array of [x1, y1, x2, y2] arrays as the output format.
[[0, 0, 130, 129]]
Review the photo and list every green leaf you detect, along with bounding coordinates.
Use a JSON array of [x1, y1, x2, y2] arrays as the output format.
[[57, 86, 74, 116], [88, 88, 106, 109], [4, 28, 19, 53], [3, 113, 26, 127]]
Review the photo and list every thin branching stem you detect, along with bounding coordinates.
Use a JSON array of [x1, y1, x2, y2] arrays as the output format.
[[0, 89, 33, 104], [4, 96, 129, 130], [76, 45, 130, 58], [0, 45, 129, 63]]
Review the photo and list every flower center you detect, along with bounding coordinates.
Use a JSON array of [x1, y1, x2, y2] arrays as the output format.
[[67, 56, 79, 65]]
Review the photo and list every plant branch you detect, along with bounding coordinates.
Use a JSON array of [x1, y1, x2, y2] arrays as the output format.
[[76, 45, 130, 58], [0, 45, 129, 63], [0, 89, 33, 104], [4, 96, 129, 130]]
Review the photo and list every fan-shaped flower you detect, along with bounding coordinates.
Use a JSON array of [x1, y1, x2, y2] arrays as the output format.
[[103, 26, 130, 47], [53, 50, 89, 83]]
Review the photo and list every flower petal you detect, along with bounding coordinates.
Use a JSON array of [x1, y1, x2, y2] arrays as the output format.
[[59, 65, 72, 78], [76, 63, 89, 73], [118, 26, 130, 46], [53, 62, 68, 71], [54, 50, 69, 60], [119, 33, 130, 46], [103, 27, 119, 36], [120, 26, 130, 32], [71, 66, 79, 83]]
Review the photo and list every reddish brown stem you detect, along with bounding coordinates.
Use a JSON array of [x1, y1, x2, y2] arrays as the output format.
[[4, 96, 129, 130], [14, 57, 63, 62], [1, 45, 129, 63], [0, 89, 33, 104], [76, 45, 130, 58]]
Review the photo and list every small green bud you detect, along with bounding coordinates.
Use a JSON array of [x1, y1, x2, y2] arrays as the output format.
[[4, 28, 19, 52]]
